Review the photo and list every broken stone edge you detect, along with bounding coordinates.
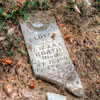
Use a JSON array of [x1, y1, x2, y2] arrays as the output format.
[[46, 92, 66, 100]]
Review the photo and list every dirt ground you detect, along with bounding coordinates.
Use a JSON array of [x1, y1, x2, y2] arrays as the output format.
[[0, 0, 100, 100]]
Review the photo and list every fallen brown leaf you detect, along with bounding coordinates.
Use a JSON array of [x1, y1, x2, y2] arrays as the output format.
[[1, 58, 12, 65], [86, 62, 90, 67], [8, 76, 15, 82], [29, 80, 36, 88], [16, 0, 22, 7], [72, 56, 76, 60], [39, 7, 43, 10], [16, 60, 22, 68], [69, 38, 74, 44], [13, 7, 18, 12], [57, 16, 66, 28], [7, 20, 13, 24], [81, 77, 85, 81], [38, 79, 42, 83], [96, 16, 100, 24], [64, 35, 70, 40], [3, 83, 14, 97]]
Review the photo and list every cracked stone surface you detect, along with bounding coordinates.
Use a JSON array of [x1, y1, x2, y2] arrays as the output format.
[[46, 92, 66, 100], [20, 11, 84, 97]]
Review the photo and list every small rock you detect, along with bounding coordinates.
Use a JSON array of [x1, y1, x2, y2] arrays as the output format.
[[3, 83, 14, 97], [0, 37, 6, 41], [73, 4, 81, 14], [46, 92, 66, 100], [72, 88, 84, 98], [8, 27, 15, 35]]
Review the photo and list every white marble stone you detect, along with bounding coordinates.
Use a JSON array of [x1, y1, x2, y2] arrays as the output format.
[[20, 11, 84, 97], [46, 92, 66, 100], [84, 0, 91, 6]]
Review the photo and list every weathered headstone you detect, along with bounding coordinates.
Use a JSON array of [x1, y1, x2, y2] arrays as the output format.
[[46, 92, 66, 100], [20, 11, 84, 97]]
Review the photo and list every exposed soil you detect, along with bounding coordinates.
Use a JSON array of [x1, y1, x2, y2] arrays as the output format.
[[0, 0, 100, 100]]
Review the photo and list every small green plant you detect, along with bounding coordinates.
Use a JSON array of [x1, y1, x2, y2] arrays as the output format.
[[94, 0, 100, 10], [0, 22, 6, 32], [95, 21, 100, 26], [17, 49, 26, 55], [30, 0, 52, 12], [1, 1, 30, 23], [0, 5, 3, 14], [0, 0, 52, 56], [38, 0, 52, 10], [66, 0, 75, 14], [0, 0, 52, 24], [95, 0, 100, 4], [4, 31, 20, 56]]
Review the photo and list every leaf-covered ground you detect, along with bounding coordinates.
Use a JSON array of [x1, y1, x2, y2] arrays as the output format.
[[0, 0, 100, 100]]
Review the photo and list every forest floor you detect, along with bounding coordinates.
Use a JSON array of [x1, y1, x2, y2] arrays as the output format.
[[0, 0, 100, 100]]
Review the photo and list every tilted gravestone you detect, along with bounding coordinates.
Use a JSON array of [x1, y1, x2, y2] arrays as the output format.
[[20, 11, 84, 97]]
